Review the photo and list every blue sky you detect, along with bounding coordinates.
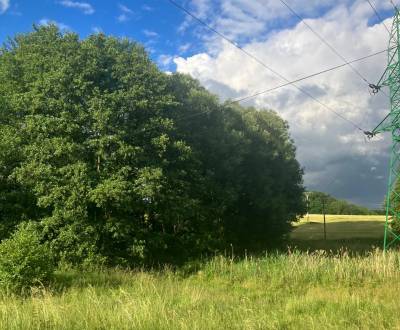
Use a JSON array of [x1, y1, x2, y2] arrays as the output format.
[[0, 1, 395, 70], [2, 1, 392, 71], [0, 0, 397, 207], [0, 1, 205, 68]]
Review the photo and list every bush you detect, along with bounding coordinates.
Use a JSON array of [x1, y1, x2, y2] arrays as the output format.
[[0, 222, 55, 293], [0, 26, 305, 265]]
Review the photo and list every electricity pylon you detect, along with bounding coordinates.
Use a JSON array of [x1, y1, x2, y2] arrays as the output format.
[[371, 9, 400, 251]]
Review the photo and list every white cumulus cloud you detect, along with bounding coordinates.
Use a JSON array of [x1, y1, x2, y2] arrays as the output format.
[[0, 0, 9, 14], [59, 0, 94, 15], [143, 29, 159, 38], [178, 43, 191, 53], [117, 4, 134, 23], [174, 0, 394, 206]]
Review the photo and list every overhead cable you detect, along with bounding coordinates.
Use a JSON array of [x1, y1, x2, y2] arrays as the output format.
[[390, 0, 399, 11], [279, 0, 387, 100], [366, 0, 391, 34], [228, 48, 389, 104], [167, 0, 367, 133]]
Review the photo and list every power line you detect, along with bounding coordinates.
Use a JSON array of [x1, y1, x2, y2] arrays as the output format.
[[167, 0, 367, 133], [131, 51, 389, 139], [390, 0, 399, 11], [149, 47, 386, 133], [167, 0, 290, 83], [366, 1, 400, 135], [372, 111, 391, 133], [228, 48, 389, 104], [280, 0, 389, 104], [366, 0, 391, 34], [279, 0, 382, 91], [374, 49, 398, 88], [132, 45, 388, 136]]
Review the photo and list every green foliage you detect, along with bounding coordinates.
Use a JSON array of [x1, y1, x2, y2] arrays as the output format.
[[0, 223, 55, 293], [0, 25, 305, 265], [168, 75, 306, 251], [307, 191, 381, 215]]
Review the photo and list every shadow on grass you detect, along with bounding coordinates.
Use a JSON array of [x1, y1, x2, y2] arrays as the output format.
[[288, 238, 383, 255], [40, 220, 388, 292], [49, 268, 135, 293]]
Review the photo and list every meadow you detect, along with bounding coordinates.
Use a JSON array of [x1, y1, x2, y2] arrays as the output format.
[[1, 214, 399, 330], [290, 214, 386, 252]]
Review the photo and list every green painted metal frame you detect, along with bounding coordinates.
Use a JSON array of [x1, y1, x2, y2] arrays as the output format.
[[373, 10, 400, 251]]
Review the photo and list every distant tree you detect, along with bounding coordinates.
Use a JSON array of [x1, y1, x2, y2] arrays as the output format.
[[307, 191, 380, 215]]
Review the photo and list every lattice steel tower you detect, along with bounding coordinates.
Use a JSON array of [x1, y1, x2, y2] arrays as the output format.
[[371, 9, 400, 251]]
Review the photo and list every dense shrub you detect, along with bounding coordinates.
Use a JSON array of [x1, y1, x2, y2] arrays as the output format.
[[0, 223, 55, 293], [0, 26, 305, 265]]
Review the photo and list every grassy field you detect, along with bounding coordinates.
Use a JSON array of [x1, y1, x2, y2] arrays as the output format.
[[2, 214, 399, 330], [290, 214, 386, 252]]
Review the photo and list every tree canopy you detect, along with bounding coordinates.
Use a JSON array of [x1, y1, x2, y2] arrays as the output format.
[[0, 26, 305, 265]]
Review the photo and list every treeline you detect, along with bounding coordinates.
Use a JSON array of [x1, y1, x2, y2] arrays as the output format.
[[0, 26, 305, 266], [307, 192, 384, 215]]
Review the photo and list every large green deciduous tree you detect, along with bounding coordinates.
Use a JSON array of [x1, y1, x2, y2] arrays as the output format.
[[0, 26, 305, 265]]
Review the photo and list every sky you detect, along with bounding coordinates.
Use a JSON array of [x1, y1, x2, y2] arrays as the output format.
[[0, 0, 397, 208]]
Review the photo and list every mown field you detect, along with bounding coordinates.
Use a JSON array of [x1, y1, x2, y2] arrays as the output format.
[[2, 214, 400, 330]]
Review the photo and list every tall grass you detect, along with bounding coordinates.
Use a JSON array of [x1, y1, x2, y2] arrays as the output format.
[[1, 250, 400, 329]]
